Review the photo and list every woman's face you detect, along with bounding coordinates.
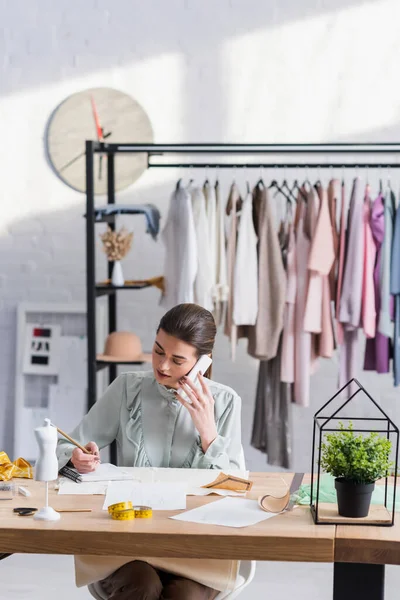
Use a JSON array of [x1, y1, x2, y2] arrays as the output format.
[[152, 329, 198, 389]]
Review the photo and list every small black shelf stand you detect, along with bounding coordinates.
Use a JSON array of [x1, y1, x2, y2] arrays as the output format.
[[85, 141, 400, 465]]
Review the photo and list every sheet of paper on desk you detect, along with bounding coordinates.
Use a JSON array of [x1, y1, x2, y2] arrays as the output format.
[[58, 480, 108, 495], [125, 468, 249, 487], [103, 481, 187, 510], [80, 463, 133, 482], [171, 497, 280, 528]]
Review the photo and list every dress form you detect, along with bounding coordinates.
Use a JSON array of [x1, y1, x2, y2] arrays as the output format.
[[34, 418, 60, 521]]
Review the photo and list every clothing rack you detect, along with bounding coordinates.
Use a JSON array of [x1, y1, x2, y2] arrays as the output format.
[[85, 142, 400, 464]]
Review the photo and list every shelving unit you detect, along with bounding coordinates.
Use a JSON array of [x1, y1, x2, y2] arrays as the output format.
[[85, 140, 400, 465]]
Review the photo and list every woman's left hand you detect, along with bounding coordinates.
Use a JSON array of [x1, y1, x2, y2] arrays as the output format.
[[176, 373, 218, 453]]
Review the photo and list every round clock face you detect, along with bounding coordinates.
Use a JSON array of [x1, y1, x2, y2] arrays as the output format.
[[46, 87, 154, 195]]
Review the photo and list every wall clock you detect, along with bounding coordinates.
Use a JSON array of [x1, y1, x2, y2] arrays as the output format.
[[46, 87, 154, 195]]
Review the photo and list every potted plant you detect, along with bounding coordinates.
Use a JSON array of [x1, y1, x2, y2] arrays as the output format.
[[320, 422, 393, 518]]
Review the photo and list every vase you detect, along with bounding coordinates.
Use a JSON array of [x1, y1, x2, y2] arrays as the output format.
[[335, 478, 375, 518], [111, 261, 125, 287]]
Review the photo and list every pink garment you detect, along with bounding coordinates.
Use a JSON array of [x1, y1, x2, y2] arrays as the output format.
[[303, 188, 322, 333], [294, 199, 312, 407], [281, 225, 296, 383], [361, 195, 376, 339], [304, 185, 335, 358], [338, 178, 364, 389], [336, 183, 347, 345]]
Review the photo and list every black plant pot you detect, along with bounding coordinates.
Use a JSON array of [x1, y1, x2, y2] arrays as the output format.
[[334, 478, 375, 518]]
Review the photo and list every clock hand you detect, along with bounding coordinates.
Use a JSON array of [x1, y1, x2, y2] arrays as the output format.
[[59, 131, 112, 173], [91, 95, 104, 141]]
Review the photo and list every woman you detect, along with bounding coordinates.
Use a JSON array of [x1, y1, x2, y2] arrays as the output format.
[[57, 303, 242, 600]]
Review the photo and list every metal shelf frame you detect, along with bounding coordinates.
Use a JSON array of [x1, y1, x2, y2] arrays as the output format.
[[85, 141, 400, 464]]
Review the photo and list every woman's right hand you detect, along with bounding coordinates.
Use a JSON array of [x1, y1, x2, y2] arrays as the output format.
[[71, 441, 100, 473]]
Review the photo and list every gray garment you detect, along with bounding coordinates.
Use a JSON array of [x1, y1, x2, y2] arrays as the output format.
[[57, 371, 242, 471], [250, 337, 292, 469], [379, 189, 395, 337], [250, 224, 292, 469], [339, 178, 364, 329], [391, 202, 400, 386]]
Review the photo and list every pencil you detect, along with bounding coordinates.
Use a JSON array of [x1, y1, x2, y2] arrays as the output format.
[[52, 424, 92, 455]]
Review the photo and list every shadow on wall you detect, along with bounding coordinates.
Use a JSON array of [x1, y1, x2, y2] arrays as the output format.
[[1, 0, 380, 97]]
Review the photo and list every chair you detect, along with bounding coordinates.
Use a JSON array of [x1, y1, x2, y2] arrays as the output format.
[[88, 561, 256, 600], [88, 448, 256, 600]]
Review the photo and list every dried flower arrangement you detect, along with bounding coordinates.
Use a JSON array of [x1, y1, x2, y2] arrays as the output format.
[[100, 226, 133, 262]]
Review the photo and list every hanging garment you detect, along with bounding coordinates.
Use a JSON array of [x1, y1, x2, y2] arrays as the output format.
[[364, 193, 390, 374], [160, 184, 197, 310], [335, 182, 348, 346], [338, 178, 364, 387], [304, 184, 335, 358], [251, 337, 292, 469], [328, 179, 340, 301], [281, 224, 296, 383], [190, 186, 214, 311], [303, 187, 323, 334], [247, 185, 286, 361], [233, 191, 258, 326], [94, 204, 161, 240], [378, 189, 395, 338], [213, 181, 229, 325], [361, 191, 376, 339], [390, 201, 400, 386], [203, 181, 217, 299], [293, 195, 312, 407], [224, 183, 241, 359]]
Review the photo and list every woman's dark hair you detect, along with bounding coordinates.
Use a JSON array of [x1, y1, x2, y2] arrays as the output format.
[[157, 303, 216, 378]]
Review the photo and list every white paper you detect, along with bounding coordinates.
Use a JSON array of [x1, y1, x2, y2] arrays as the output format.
[[80, 463, 133, 482], [121, 467, 249, 487], [103, 481, 187, 511], [48, 384, 87, 434], [58, 480, 107, 495], [58, 336, 87, 388], [171, 497, 280, 528]]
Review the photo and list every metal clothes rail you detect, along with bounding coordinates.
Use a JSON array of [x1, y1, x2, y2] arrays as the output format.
[[85, 141, 400, 465]]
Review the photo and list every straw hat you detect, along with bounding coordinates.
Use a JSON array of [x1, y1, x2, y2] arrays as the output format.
[[97, 331, 152, 363]]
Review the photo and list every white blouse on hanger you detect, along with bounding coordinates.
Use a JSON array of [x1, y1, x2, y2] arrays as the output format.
[[191, 186, 214, 311], [160, 183, 197, 310], [233, 191, 258, 326]]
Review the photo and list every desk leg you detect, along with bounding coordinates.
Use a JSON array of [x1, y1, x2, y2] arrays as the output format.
[[334, 563, 385, 600]]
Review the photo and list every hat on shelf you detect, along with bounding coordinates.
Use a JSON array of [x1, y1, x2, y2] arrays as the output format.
[[97, 331, 152, 363]]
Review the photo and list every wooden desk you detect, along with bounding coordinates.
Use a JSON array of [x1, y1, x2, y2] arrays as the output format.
[[0, 473, 335, 562]]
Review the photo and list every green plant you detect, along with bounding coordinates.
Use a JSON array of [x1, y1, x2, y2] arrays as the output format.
[[320, 422, 394, 484]]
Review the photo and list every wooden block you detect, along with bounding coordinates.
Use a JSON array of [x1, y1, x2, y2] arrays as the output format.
[[202, 473, 253, 492], [316, 503, 392, 525]]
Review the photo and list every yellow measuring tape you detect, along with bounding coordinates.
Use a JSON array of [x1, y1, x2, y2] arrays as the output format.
[[108, 501, 153, 521]]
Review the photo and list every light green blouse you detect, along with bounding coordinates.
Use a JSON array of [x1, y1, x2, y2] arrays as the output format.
[[57, 371, 242, 471]]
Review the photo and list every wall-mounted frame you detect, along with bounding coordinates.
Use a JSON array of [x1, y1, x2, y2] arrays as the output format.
[[14, 302, 106, 462]]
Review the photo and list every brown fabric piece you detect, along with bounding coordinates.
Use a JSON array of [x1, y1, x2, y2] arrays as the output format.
[[246, 185, 286, 360], [327, 179, 340, 304], [100, 560, 219, 600]]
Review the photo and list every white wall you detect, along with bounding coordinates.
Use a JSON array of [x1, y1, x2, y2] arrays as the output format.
[[1, 0, 400, 469]]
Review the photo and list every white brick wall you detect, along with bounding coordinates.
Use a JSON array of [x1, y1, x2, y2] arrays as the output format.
[[1, 0, 400, 469]]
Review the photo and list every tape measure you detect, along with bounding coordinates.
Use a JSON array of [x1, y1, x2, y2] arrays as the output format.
[[108, 501, 152, 520]]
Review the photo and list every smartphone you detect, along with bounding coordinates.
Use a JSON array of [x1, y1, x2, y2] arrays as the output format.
[[177, 355, 212, 403]]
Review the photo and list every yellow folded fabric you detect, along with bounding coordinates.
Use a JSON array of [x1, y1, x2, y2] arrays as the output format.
[[0, 451, 33, 481]]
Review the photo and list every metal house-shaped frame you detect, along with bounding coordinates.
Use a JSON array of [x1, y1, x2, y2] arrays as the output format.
[[310, 378, 399, 526]]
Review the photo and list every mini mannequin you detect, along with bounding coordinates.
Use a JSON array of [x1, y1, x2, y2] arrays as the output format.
[[33, 418, 60, 521]]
